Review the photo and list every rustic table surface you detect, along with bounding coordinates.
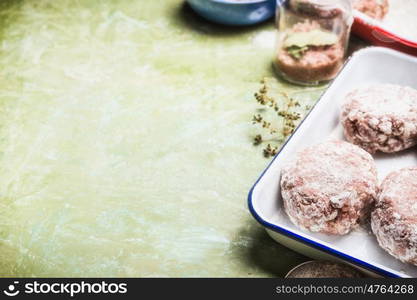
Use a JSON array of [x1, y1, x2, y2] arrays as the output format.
[[0, 0, 366, 277]]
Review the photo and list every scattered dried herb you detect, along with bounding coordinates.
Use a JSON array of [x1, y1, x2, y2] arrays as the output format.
[[284, 29, 339, 49], [253, 134, 263, 146], [250, 78, 326, 158]]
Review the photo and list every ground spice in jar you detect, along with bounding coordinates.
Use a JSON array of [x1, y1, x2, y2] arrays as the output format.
[[275, 0, 353, 85]]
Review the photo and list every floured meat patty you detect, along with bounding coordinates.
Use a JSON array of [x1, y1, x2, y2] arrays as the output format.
[[276, 42, 344, 84], [341, 84, 417, 154], [281, 140, 378, 235], [352, 0, 389, 20], [371, 168, 417, 266]]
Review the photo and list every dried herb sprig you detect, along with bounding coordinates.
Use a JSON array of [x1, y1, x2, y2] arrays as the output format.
[[251, 78, 304, 158], [263, 144, 279, 158]]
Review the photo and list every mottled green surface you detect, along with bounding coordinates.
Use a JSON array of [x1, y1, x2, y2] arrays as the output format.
[[0, 0, 325, 277]]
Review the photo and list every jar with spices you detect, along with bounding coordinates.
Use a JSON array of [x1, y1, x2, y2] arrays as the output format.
[[274, 0, 353, 85]]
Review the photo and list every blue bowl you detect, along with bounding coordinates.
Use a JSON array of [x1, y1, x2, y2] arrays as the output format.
[[187, 0, 277, 26]]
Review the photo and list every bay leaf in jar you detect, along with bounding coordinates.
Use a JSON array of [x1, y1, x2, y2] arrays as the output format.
[[283, 29, 338, 49], [285, 261, 364, 278]]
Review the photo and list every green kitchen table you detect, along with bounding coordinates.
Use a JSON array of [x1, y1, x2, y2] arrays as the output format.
[[0, 0, 339, 277]]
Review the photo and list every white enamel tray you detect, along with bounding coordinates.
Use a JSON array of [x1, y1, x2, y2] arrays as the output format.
[[248, 47, 417, 278]]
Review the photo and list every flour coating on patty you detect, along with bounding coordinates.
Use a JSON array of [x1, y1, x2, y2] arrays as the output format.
[[372, 167, 417, 266], [341, 84, 417, 154], [281, 140, 378, 235]]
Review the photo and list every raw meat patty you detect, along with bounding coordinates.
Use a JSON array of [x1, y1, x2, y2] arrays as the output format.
[[353, 0, 389, 20], [371, 167, 417, 266], [341, 84, 417, 154], [281, 140, 378, 235]]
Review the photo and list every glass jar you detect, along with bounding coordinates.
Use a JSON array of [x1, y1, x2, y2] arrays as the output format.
[[274, 0, 353, 85]]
